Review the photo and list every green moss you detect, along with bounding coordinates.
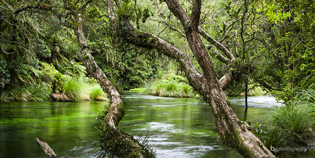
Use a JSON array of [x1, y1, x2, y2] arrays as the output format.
[[97, 124, 156, 157]]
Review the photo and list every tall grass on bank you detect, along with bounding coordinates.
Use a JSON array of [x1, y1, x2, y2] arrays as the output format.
[[253, 86, 315, 150], [0, 77, 108, 102], [148, 74, 195, 97], [62, 78, 86, 102], [272, 105, 314, 134], [27, 82, 51, 101], [1, 82, 51, 102], [90, 86, 107, 100], [255, 104, 314, 149]]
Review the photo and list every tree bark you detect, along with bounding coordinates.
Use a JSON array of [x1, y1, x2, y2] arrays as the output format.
[[165, 1, 273, 157], [74, 10, 149, 158]]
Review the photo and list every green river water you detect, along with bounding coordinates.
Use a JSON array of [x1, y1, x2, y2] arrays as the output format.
[[0, 93, 311, 158]]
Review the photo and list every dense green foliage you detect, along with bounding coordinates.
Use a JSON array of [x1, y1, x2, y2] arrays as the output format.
[[1, 0, 314, 100]]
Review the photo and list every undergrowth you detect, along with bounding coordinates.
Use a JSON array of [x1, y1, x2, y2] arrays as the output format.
[[253, 84, 315, 154]]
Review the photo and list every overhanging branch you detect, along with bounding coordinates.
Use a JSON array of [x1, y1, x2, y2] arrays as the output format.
[[151, 19, 186, 38], [12, 2, 75, 30]]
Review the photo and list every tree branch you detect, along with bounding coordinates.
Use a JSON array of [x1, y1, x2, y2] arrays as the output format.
[[211, 46, 230, 65], [165, 0, 190, 29], [36, 138, 58, 158], [199, 27, 234, 61], [12, 3, 75, 29], [119, 22, 204, 91], [191, 0, 201, 30], [106, 0, 116, 22], [151, 19, 186, 38]]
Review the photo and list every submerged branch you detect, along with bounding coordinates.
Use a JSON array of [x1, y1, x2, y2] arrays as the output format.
[[36, 138, 58, 158]]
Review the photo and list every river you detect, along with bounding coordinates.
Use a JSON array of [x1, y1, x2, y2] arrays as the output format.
[[0, 93, 311, 158]]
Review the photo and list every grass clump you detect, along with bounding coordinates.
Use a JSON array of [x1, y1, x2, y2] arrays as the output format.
[[62, 77, 86, 102], [147, 74, 195, 97], [271, 105, 314, 135], [90, 86, 107, 101], [253, 92, 315, 152], [129, 88, 148, 93], [90, 87, 103, 99]]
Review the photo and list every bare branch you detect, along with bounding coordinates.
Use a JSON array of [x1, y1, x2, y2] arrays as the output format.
[[35, 138, 58, 158], [157, 26, 167, 37], [0, 16, 14, 25], [298, 39, 313, 50], [1, 44, 15, 54]]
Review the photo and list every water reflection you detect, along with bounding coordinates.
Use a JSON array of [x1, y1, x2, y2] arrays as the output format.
[[0, 93, 294, 158], [0, 101, 106, 158]]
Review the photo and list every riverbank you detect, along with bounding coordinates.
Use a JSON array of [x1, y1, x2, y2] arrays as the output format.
[[0, 80, 108, 102], [129, 74, 267, 98]]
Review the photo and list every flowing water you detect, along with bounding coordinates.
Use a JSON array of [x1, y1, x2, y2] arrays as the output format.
[[0, 93, 309, 158]]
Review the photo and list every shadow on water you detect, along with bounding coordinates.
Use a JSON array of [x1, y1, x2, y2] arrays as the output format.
[[0, 93, 314, 157], [0, 101, 107, 158]]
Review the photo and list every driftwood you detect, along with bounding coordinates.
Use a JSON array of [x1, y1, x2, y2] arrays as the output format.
[[36, 138, 58, 158]]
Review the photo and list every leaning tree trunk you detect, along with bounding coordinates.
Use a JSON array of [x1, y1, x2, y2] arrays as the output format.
[[74, 14, 150, 158], [8, 2, 151, 158], [107, 0, 274, 157]]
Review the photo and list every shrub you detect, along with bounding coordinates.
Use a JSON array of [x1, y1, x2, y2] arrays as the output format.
[[90, 87, 105, 100]]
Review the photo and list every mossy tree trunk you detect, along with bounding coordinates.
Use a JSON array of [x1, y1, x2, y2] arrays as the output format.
[[70, 4, 150, 158]]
